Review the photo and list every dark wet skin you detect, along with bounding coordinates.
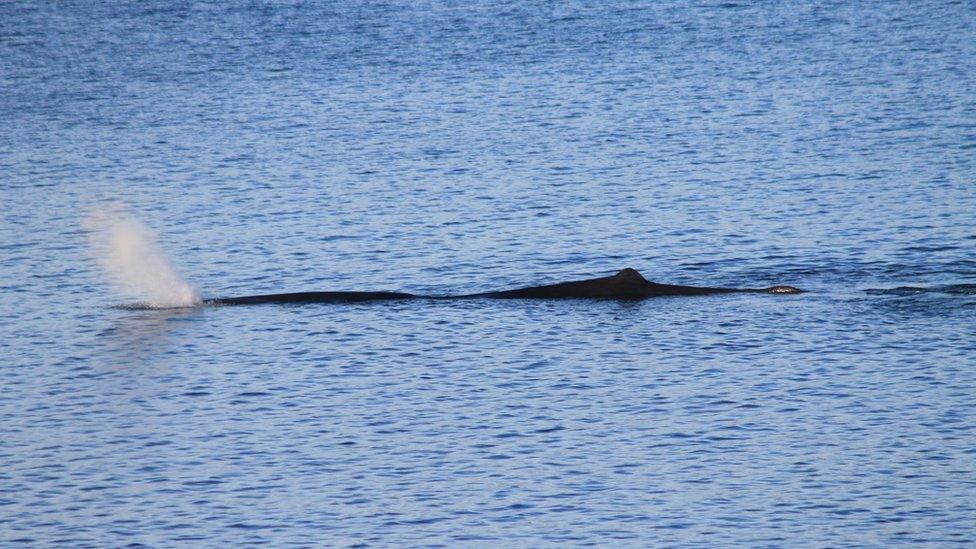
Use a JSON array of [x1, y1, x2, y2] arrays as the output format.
[[204, 268, 803, 305]]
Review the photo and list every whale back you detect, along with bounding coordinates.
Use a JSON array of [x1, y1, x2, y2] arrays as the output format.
[[477, 267, 654, 299], [201, 268, 805, 305], [763, 285, 804, 294]]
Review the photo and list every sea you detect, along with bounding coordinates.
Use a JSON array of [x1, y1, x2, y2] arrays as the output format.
[[1, 1, 974, 546]]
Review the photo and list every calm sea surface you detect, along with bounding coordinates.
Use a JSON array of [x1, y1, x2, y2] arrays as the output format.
[[2, 1, 975, 546]]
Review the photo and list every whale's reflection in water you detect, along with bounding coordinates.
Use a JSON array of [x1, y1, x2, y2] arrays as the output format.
[[99, 308, 202, 369]]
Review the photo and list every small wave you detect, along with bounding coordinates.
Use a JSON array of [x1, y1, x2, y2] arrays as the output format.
[[112, 301, 202, 310], [865, 284, 976, 296]]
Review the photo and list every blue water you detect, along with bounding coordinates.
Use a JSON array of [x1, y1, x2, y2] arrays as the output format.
[[2, 1, 975, 546]]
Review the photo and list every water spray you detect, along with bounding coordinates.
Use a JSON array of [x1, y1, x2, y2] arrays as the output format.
[[84, 205, 201, 308]]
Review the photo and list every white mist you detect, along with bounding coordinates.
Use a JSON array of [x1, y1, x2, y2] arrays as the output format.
[[85, 205, 201, 308]]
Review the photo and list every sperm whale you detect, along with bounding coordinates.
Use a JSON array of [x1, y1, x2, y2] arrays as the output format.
[[202, 268, 803, 306]]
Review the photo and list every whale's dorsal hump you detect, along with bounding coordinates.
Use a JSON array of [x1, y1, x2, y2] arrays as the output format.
[[614, 268, 647, 282]]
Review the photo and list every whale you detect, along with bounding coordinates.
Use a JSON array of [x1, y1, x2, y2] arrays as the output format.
[[463, 267, 801, 299], [203, 268, 802, 306]]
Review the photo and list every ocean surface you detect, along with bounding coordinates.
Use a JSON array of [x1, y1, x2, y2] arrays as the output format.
[[2, 0, 975, 546]]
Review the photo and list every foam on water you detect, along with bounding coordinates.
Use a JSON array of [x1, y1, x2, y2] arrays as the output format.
[[84, 205, 201, 308]]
